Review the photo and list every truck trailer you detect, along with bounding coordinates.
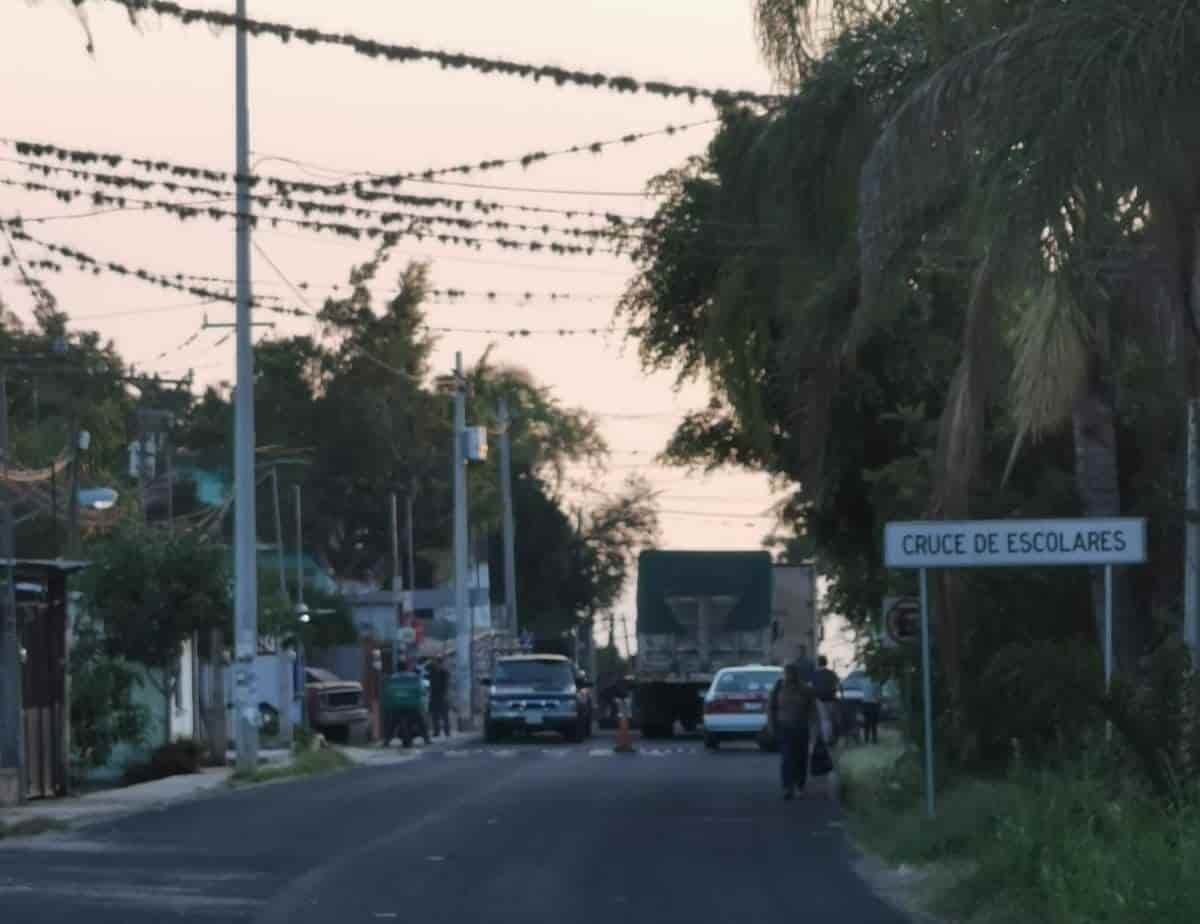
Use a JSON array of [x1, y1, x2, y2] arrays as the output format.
[[631, 551, 817, 738]]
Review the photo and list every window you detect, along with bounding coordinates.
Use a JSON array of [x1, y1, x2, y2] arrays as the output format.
[[715, 670, 781, 693]]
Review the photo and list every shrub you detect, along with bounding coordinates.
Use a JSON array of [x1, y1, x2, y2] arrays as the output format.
[[122, 738, 204, 785]]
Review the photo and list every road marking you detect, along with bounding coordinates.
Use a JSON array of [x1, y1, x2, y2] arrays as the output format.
[[373, 913, 398, 919], [426, 855, 445, 862], [589, 749, 614, 757]]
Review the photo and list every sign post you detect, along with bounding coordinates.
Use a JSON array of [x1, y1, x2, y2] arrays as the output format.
[[918, 567, 934, 820], [884, 517, 1147, 817]]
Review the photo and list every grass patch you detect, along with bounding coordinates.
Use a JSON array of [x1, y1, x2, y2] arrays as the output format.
[[840, 737, 1200, 924], [0, 817, 70, 839], [229, 746, 352, 786]]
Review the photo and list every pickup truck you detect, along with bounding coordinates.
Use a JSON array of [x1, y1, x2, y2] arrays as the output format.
[[305, 667, 369, 743]]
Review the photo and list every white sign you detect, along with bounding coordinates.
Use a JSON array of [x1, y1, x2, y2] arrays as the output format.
[[884, 518, 1147, 569], [396, 626, 416, 644]]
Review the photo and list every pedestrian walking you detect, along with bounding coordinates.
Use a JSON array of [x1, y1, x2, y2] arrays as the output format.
[[767, 663, 817, 800], [428, 656, 451, 738], [791, 644, 816, 682], [860, 673, 882, 744], [812, 656, 840, 746]]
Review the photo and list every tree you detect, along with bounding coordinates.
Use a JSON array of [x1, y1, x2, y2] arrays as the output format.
[[81, 520, 231, 738], [69, 611, 149, 778]]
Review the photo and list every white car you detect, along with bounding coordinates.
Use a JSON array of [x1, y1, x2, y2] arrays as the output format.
[[702, 665, 783, 750]]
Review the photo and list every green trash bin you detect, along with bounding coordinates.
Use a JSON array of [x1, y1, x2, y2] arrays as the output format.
[[382, 672, 429, 748]]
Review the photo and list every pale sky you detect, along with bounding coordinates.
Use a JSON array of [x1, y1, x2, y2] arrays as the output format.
[[1, 1, 850, 660]]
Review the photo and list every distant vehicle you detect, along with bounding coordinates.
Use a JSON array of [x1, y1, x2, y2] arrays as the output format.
[[631, 551, 816, 738], [482, 654, 592, 743], [841, 670, 901, 720], [702, 665, 783, 750], [304, 667, 369, 743]]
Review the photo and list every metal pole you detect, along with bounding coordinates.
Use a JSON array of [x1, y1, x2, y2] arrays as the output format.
[[270, 467, 291, 742], [294, 484, 305, 732], [1104, 564, 1114, 691], [499, 398, 517, 636], [405, 492, 415, 598], [453, 352, 472, 730], [166, 426, 174, 531], [232, 0, 259, 775], [919, 568, 935, 818], [0, 368, 24, 802], [1186, 399, 1200, 669], [391, 492, 400, 672]]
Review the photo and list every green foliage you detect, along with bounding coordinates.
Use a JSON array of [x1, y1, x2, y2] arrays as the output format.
[[69, 614, 149, 774], [81, 520, 231, 673], [844, 740, 1200, 924]]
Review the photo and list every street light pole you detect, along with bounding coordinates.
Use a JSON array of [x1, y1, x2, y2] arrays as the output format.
[[232, 0, 259, 775], [453, 352, 472, 730], [294, 483, 307, 733], [0, 368, 23, 803], [498, 398, 518, 637]]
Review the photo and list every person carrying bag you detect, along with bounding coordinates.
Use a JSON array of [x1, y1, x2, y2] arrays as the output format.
[[767, 663, 817, 800]]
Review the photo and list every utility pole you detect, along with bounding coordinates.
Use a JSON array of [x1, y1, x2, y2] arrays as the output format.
[[1186, 400, 1200, 669], [232, 0, 259, 775], [452, 352, 472, 730], [405, 490, 415, 600], [390, 491, 400, 672], [294, 484, 307, 733], [0, 368, 23, 804], [271, 467, 291, 743], [498, 398, 517, 637]]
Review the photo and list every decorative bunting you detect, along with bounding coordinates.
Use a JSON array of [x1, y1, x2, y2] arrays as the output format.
[[1, 176, 629, 257], [72, 1, 779, 107], [4, 137, 656, 220]]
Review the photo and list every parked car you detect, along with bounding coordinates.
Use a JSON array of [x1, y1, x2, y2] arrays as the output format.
[[304, 667, 369, 743], [702, 665, 783, 751], [482, 654, 592, 743]]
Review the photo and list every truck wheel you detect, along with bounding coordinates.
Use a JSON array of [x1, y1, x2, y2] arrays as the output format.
[[704, 734, 720, 751], [484, 720, 501, 743], [681, 719, 698, 734]]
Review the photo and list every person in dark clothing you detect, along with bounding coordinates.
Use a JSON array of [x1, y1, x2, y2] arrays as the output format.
[[860, 674, 882, 744], [768, 663, 816, 800], [812, 656, 840, 745], [427, 656, 451, 738]]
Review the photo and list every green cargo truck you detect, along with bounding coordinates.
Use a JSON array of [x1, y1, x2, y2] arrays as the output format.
[[632, 550, 780, 739]]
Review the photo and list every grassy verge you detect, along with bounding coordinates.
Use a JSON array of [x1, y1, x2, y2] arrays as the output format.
[[838, 731, 1200, 924], [229, 747, 352, 787], [0, 817, 69, 840]]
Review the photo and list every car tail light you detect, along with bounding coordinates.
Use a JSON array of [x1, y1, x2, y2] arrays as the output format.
[[705, 697, 738, 714]]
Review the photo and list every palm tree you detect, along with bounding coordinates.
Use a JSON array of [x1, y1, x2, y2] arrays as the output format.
[[853, 0, 1200, 673]]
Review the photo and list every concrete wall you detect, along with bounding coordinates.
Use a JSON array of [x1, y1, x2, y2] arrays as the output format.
[[770, 565, 819, 666]]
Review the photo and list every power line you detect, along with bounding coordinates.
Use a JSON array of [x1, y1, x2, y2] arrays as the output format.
[[1, 175, 628, 258], [75, 1, 779, 107]]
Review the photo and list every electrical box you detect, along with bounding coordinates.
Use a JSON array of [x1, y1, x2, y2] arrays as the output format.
[[463, 426, 489, 461]]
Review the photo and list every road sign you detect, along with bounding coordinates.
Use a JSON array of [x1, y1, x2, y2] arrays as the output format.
[[881, 596, 919, 647], [884, 518, 1147, 569], [396, 626, 416, 645]]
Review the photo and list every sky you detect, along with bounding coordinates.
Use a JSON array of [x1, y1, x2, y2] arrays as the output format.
[[0, 1, 856, 669]]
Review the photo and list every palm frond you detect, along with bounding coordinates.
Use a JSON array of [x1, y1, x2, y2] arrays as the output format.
[[1003, 277, 1090, 483]]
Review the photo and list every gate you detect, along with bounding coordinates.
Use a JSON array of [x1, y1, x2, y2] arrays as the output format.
[[19, 596, 67, 799]]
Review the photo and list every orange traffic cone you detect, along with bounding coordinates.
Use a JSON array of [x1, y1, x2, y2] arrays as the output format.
[[614, 712, 636, 754]]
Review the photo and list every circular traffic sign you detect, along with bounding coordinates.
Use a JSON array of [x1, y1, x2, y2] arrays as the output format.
[[885, 597, 920, 644]]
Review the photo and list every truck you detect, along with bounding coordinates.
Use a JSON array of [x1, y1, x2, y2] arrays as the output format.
[[631, 551, 817, 738]]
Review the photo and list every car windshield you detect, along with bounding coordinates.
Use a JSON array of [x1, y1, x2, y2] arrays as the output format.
[[494, 660, 574, 688], [715, 670, 780, 694]]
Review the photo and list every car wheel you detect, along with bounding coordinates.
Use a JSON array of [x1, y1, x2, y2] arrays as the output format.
[[563, 723, 581, 743], [704, 734, 720, 750]]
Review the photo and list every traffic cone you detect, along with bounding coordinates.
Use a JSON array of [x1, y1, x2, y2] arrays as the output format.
[[614, 713, 636, 753]]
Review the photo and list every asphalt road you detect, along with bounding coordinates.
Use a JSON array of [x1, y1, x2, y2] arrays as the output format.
[[0, 732, 910, 923]]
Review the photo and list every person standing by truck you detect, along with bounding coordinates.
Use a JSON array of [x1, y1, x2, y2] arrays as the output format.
[[428, 656, 451, 738], [767, 663, 817, 800]]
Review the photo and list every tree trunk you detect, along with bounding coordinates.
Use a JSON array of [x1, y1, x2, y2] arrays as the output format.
[[1072, 368, 1141, 674]]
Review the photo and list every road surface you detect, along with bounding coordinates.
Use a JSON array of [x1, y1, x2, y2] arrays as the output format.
[[0, 732, 909, 923]]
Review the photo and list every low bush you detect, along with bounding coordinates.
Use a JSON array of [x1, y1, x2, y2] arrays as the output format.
[[122, 738, 205, 785]]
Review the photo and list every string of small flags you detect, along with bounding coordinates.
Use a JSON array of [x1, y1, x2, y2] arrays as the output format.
[[71, 1, 780, 107]]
